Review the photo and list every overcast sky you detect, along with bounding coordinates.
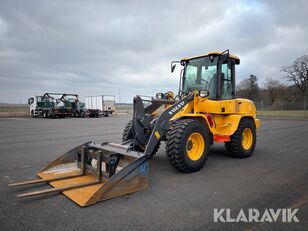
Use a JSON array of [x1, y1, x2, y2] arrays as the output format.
[[0, 0, 308, 103]]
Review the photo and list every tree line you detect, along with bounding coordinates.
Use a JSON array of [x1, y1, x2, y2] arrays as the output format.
[[236, 55, 308, 109]]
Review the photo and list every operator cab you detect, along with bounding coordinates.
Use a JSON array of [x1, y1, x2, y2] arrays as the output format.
[[179, 51, 240, 100]]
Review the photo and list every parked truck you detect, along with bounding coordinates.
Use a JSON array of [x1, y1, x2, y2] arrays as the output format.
[[84, 95, 115, 117], [28, 93, 74, 118]]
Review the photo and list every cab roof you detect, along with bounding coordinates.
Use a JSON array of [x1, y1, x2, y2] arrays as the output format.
[[181, 51, 240, 64]]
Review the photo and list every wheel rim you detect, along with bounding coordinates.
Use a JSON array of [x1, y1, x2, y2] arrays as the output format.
[[242, 128, 253, 150], [186, 132, 205, 161]]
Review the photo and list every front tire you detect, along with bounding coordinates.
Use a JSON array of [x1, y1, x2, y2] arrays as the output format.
[[225, 118, 256, 158], [31, 110, 36, 118], [43, 111, 49, 118], [122, 120, 134, 141], [166, 119, 210, 173]]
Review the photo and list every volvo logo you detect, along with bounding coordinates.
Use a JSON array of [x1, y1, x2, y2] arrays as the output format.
[[168, 101, 185, 115]]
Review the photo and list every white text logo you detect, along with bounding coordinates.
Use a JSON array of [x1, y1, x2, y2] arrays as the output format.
[[213, 208, 299, 223]]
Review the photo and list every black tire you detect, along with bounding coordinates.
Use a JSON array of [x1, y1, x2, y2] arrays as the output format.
[[122, 120, 160, 158], [225, 118, 256, 158], [166, 119, 210, 173], [31, 110, 36, 118], [43, 111, 48, 118], [122, 120, 134, 141]]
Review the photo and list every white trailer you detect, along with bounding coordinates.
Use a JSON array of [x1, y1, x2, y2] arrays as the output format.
[[85, 95, 115, 117]]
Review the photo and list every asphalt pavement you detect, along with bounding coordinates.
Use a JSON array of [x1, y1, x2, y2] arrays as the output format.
[[0, 115, 307, 231]]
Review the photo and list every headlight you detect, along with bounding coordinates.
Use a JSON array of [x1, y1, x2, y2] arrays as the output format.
[[199, 90, 209, 98], [156, 93, 164, 99]]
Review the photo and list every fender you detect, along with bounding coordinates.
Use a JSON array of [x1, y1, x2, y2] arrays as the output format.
[[215, 114, 260, 136], [172, 113, 215, 134], [172, 114, 260, 136]]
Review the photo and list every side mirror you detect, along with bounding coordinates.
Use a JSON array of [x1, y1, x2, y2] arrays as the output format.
[[171, 64, 176, 73], [28, 98, 34, 105], [221, 53, 229, 63], [220, 49, 230, 63], [171, 61, 180, 73]]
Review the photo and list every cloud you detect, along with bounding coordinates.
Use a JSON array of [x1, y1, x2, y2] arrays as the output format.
[[0, 0, 308, 103]]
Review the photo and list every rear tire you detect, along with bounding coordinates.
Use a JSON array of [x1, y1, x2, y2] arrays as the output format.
[[166, 119, 210, 173], [225, 118, 256, 158], [122, 120, 160, 158]]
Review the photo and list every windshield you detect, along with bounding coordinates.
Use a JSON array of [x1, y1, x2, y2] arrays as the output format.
[[182, 56, 218, 99]]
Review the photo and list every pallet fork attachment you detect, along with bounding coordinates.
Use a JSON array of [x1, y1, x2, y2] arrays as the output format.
[[9, 142, 148, 207]]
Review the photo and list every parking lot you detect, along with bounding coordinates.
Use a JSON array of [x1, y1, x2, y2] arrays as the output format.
[[0, 115, 307, 230]]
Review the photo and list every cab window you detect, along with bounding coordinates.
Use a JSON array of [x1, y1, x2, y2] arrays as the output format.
[[220, 61, 233, 99], [182, 56, 218, 99]]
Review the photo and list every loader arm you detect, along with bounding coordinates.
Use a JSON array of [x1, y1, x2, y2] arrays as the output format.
[[144, 92, 194, 155]]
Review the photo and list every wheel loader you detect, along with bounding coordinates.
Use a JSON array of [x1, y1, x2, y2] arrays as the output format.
[[10, 50, 260, 207]]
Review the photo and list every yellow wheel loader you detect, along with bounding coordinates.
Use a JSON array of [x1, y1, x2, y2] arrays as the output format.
[[10, 50, 260, 207]]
